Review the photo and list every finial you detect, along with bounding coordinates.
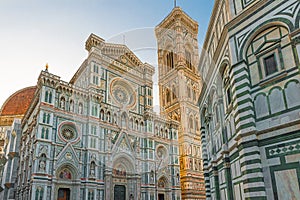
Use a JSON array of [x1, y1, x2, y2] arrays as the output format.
[[45, 63, 49, 72], [174, 0, 177, 7]]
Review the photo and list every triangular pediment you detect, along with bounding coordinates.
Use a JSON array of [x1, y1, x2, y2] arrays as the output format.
[[112, 132, 135, 155], [102, 43, 143, 68], [55, 143, 80, 167]]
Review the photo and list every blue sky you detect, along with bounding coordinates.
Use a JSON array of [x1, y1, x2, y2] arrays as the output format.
[[0, 0, 214, 108]]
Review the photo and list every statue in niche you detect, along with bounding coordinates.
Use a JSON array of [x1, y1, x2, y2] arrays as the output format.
[[60, 98, 65, 109], [150, 170, 154, 183], [136, 138, 140, 153], [78, 103, 83, 114], [39, 160, 45, 171], [90, 162, 96, 176], [39, 154, 47, 171]]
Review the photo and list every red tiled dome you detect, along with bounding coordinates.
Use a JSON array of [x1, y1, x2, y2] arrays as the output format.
[[0, 86, 36, 116]]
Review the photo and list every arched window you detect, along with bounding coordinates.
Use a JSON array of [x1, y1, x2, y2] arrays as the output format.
[[166, 89, 171, 103], [43, 113, 47, 123], [246, 26, 289, 82], [88, 190, 94, 200], [185, 50, 192, 70], [135, 120, 139, 130], [107, 111, 111, 122], [35, 187, 44, 200], [47, 114, 50, 124], [41, 128, 49, 139], [187, 85, 191, 98], [44, 91, 52, 103], [189, 116, 193, 129], [166, 51, 174, 70], [195, 118, 200, 131], [140, 121, 144, 132], [45, 128, 49, 139], [48, 92, 52, 103], [172, 85, 177, 100], [100, 110, 105, 121], [45, 91, 48, 102], [192, 89, 196, 101], [41, 127, 45, 139]]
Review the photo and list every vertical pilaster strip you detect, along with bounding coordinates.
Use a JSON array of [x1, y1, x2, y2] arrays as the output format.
[[224, 157, 234, 200], [231, 61, 267, 199], [201, 127, 211, 199], [212, 166, 220, 200]]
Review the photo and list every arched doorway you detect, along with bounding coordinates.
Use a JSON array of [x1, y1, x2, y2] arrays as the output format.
[[157, 176, 169, 200], [109, 154, 140, 200], [54, 164, 78, 200]]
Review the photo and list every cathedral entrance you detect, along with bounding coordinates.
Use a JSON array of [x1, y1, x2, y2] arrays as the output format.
[[158, 194, 165, 200], [57, 188, 70, 200], [114, 185, 126, 200]]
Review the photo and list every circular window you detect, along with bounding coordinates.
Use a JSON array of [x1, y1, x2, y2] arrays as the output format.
[[58, 122, 79, 143], [110, 78, 136, 108], [157, 146, 167, 159], [113, 86, 129, 104], [62, 127, 75, 140]]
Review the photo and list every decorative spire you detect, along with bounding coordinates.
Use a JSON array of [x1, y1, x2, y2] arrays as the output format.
[[45, 63, 49, 72], [174, 0, 177, 8]]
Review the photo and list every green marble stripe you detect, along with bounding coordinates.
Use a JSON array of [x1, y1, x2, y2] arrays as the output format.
[[234, 74, 250, 85], [238, 140, 259, 150], [234, 106, 255, 119], [245, 196, 267, 200], [233, 67, 247, 76], [240, 158, 262, 168], [236, 90, 250, 99], [235, 82, 251, 91], [256, 104, 300, 121], [259, 130, 300, 146], [239, 151, 261, 159], [244, 186, 266, 193], [242, 167, 263, 176], [236, 97, 253, 107], [243, 177, 264, 184]]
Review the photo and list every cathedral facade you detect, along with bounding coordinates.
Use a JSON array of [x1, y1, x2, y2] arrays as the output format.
[[15, 33, 181, 200], [198, 0, 300, 199], [0, 6, 207, 200]]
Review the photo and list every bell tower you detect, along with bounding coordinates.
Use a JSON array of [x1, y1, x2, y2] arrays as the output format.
[[155, 7, 205, 199]]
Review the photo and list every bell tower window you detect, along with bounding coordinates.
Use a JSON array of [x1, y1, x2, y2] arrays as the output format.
[[185, 50, 192, 70], [166, 52, 174, 70]]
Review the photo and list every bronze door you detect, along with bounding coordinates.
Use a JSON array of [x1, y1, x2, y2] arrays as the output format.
[[114, 185, 126, 200], [57, 188, 70, 200]]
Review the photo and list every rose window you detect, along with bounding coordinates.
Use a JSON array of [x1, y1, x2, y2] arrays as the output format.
[[110, 78, 136, 108], [58, 122, 79, 143], [62, 127, 75, 140]]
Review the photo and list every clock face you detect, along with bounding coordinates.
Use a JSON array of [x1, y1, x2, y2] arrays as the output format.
[[110, 78, 136, 108]]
